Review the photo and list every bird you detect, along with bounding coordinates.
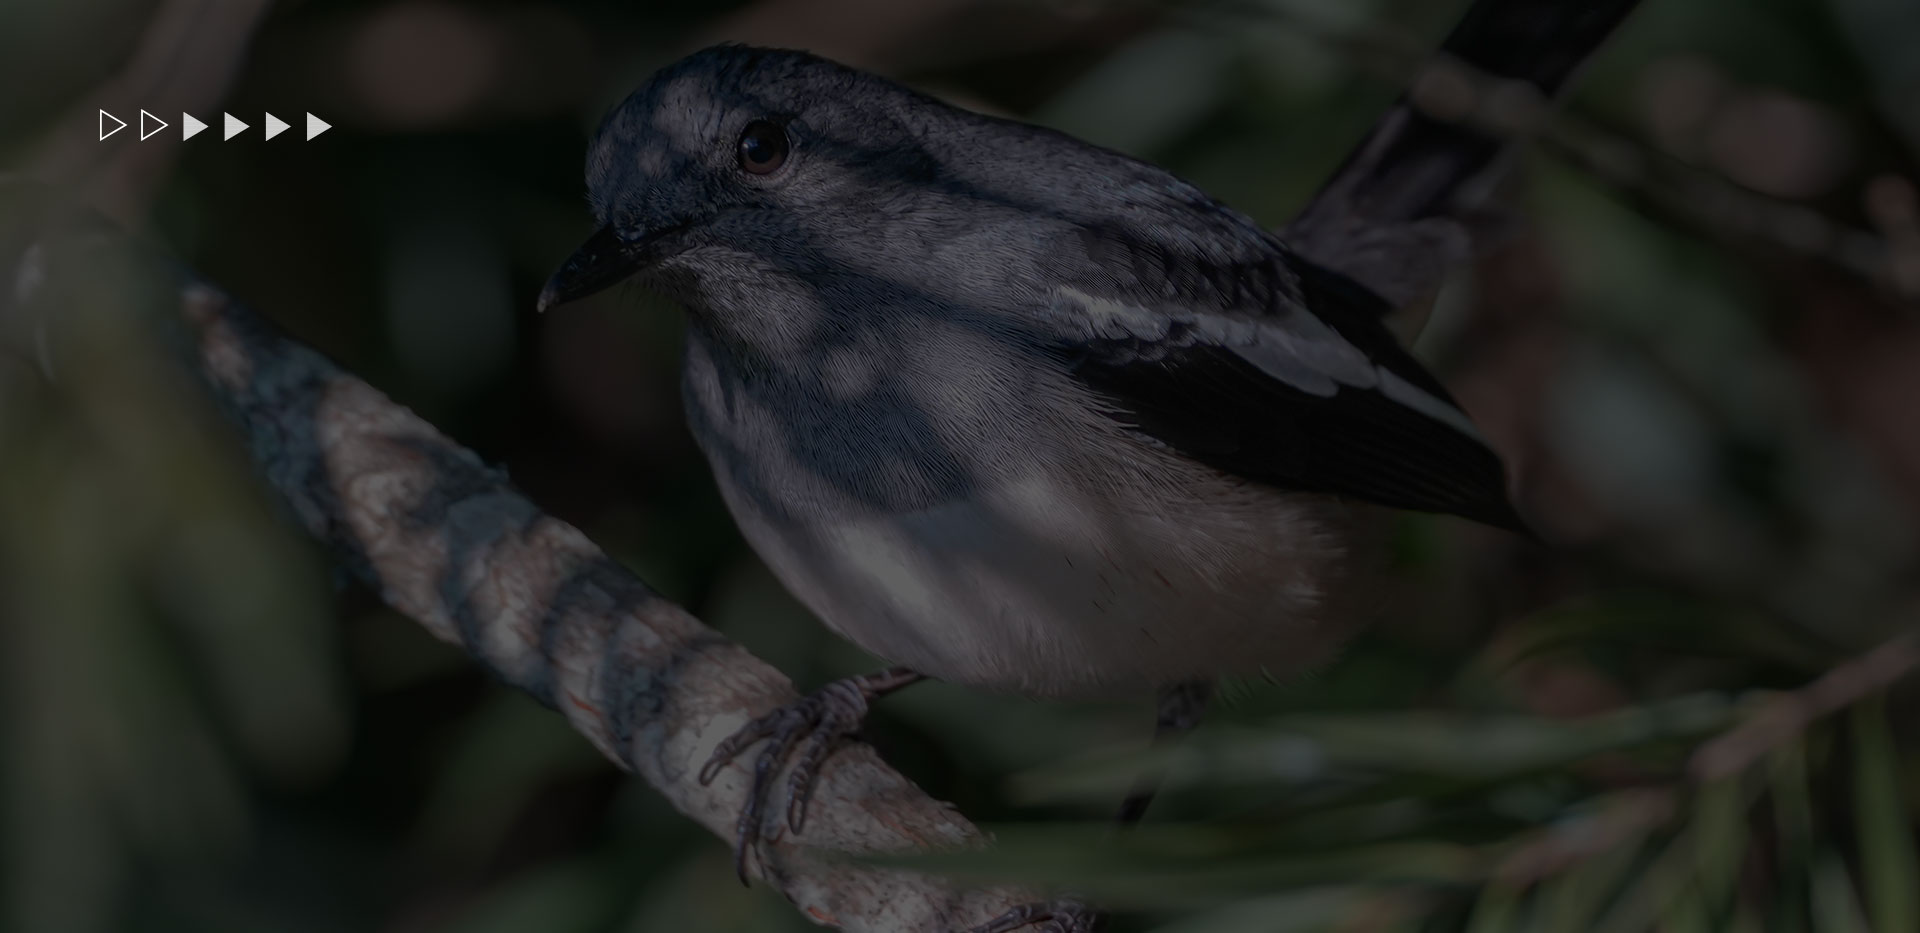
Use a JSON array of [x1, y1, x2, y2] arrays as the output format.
[[539, 43, 1526, 933]]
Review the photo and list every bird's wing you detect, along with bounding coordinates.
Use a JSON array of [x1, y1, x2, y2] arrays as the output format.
[[1043, 209, 1524, 531]]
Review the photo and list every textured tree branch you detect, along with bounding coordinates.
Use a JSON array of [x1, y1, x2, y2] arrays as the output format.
[[1690, 630, 1920, 781], [0, 190, 1023, 931], [181, 279, 1037, 930]]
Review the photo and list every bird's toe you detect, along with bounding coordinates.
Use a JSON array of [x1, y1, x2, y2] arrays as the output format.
[[696, 667, 923, 884], [968, 899, 1098, 933]]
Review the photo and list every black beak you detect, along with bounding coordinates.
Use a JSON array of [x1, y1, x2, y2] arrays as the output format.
[[536, 225, 650, 313]]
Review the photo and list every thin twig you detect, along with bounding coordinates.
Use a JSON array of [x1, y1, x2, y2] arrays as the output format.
[[1690, 630, 1920, 782], [1491, 788, 1677, 885], [1482, 628, 1918, 887], [1190, 0, 1919, 304]]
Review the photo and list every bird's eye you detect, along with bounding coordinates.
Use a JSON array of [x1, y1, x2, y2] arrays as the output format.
[[736, 120, 790, 175]]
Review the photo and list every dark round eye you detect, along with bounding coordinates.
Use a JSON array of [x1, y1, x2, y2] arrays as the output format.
[[737, 120, 790, 175]]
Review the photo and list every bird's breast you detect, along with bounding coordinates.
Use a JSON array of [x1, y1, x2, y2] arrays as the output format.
[[679, 329, 1368, 696]]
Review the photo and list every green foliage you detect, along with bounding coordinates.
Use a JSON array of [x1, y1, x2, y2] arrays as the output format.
[[881, 631, 1916, 933]]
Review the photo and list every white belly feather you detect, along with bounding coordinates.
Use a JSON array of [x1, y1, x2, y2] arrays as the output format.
[[714, 459, 1367, 697], [682, 327, 1378, 697]]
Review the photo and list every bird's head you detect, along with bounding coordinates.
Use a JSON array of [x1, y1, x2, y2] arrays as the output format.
[[537, 44, 964, 315]]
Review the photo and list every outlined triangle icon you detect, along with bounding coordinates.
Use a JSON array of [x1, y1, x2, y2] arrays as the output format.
[[99, 110, 127, 140], [138, 109, 169, 140]]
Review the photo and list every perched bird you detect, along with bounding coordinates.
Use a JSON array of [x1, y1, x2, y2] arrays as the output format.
[[541, 44, 1525, 932]]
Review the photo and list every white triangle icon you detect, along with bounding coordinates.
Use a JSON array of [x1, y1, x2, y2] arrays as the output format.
[[139, 109, 169, 140], [181, 113, 207, 140], [263, 112, 289, 140], [223, 112, 249, 140], [98, 110, 127, 140], [305, 112, 331, 141]]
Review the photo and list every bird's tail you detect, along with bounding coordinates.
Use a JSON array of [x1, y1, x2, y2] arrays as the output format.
[[1283, 0, 1643, 326]]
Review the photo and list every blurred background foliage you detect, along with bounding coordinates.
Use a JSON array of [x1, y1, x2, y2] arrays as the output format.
[[2, 0, 1918, 931]]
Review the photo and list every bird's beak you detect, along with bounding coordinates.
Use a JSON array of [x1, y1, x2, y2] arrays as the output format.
[[536, 225, 649, 313]]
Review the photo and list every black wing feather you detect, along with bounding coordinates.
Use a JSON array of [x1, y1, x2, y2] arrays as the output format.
[[1070, 341, 1525, 531], [1058, 253, 1527, 532]]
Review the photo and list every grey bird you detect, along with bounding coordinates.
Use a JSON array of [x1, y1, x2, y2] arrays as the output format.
[[540, 44, 1525, 932]]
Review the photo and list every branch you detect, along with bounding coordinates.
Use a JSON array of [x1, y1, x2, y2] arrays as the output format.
[[1487, 628, 1920, 886], [1690, 630, 1920, 781], [1247, 0, 1917, 307], [0, 189, 1026, 933]]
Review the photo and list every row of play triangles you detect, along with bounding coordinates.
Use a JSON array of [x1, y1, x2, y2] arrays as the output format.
[[99, 110, 330, 142]]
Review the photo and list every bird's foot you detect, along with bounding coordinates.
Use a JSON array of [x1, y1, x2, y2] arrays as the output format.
[[696, 666, 924, 883], [968, 899, 1099, 933]]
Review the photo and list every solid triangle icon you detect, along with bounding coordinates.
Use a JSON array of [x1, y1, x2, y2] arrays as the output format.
[[223, 112, 249, 140], [305, 112, 330, 141], [181, 113, 207, 140], [99, 109, 127, 140], [263, 112, 289, 140]]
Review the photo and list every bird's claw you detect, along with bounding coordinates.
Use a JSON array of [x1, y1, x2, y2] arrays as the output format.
[[696, 667, 922, 884], [968, 899, 1099, 933]]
